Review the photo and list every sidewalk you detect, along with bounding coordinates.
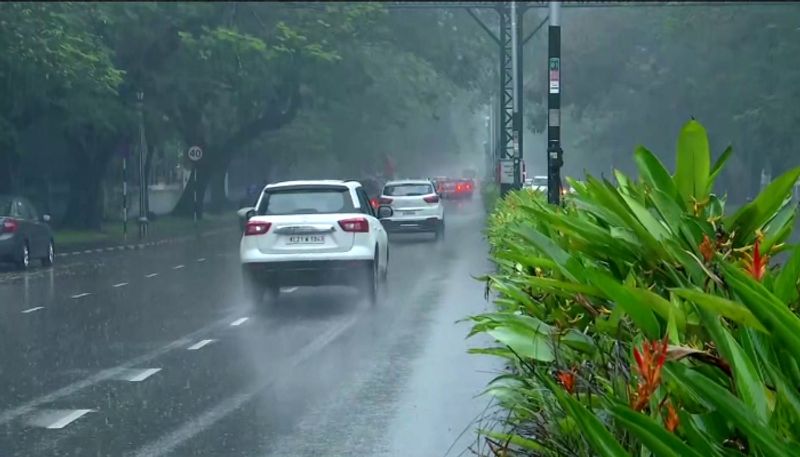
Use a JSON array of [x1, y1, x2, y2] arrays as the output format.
[[54, 213, 239, 258]]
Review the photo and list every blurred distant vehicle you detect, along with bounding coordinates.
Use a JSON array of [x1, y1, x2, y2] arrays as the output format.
[[0, 195, 54, 269], [379, 179, 445, 241], [524, 175, 548, 193], [238, 180, 391, 307], [436, 177, 474, 199]]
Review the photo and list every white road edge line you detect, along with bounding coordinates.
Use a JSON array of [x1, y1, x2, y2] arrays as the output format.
[[112, 282, 128, 288], [46, 409, 94, 429], [127, 368, 162, 382], [130, 315, 358, 457], [70, 293, 91, 299], [187, 339, 216, 351], [229, 317, 249, 327], [283, 287, 299, 294], [172, 265, 185, 270], [21, 307, 45, 314], [145, 273, 159, 278]]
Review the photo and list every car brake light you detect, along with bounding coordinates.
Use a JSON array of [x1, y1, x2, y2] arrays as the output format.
[[423, 195, 439, 203], [339, 217, 369, 233], [2, 218, 18, 233], [370, 198, 379, 209], [456, 184, 463, 192], [244, 221, 271, 236], [379, 197, 393, 205]]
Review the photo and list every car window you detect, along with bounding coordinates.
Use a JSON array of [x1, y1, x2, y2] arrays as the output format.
[[257, 187, 355, 215], [383, 183, 433, 196], [355, 188, 374, 216], [15, 200, 31, 219], [532, 177, 548, 186], [0, 196, 13, 216], [21, 199, 38, 220]]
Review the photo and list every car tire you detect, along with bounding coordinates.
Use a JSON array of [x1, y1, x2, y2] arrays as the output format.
[[17, 242, 31, 270], [434, 222, 445, 242], [361, 258, 379, 307], [41, 240, 54, 267]]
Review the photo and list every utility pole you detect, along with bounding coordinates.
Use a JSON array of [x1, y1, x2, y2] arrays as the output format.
[[136, 90, 149, 239], [511, 2, 523, 190], [546, 1, 563, 205]]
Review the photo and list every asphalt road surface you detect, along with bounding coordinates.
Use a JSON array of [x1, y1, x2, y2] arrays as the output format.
[[0, 198, 498, 457]]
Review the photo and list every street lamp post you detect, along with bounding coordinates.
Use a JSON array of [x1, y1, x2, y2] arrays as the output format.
[[136, 90, 149, 239], [547, 1, 563, 205]]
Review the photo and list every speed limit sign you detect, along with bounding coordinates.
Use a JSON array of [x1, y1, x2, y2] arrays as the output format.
[[187, 146, 203, 162]]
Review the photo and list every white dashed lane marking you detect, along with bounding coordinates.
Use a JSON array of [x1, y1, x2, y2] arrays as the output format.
[[282, 287, 299, 294], [113, 282, 128, 288], [172, 265, 185, 270], [187, 339, 216, 351], [70, 293, 91, 299], [145, 273, 159, 278], [197, 258, 206, 263], [112, 368, 162, 382], [26, 409, 94, 430], [21, 307, 45, 314], [230, 317, 249, 327]]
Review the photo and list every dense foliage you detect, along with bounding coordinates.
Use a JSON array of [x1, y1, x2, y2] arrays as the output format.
[[0, 2, 493, 228], [471, 119, 800, 456]]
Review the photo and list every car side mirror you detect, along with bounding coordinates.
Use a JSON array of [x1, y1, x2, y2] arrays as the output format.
[[377, 205, 393, 220], [42, 214, 51, 223], [237, 207, 256, 220]]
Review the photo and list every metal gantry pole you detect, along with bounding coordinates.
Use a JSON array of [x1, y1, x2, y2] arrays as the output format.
[[546, 1, 563, 205], [498, 4, 515, 197], [122, 154, 128, 240], [511, 2, 525, 190], [137, 91, 149, 239]]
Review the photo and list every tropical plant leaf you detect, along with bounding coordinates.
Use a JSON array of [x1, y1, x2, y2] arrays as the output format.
[[607, 403, 705, 457], [670, 288, 766, 332], [673, 119, 711, 207]]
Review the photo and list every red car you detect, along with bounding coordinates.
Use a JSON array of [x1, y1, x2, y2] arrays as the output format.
[[435, 177, 474, 199]]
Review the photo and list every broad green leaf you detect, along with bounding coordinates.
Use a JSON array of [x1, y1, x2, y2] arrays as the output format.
[[585, 268, 661, 338], [718, 325, 770, 423], [706, 145, 732, 195], [667, 363, 794, 457], [486, 325, 554, 362], [761, 200, 796, 253], [524, 276, 603, 298], [626, 283, 685, 330], [607, 404, 705, 457], [513, 225, 582, 282], [670, 288, 766, 332], [479, 430, 546, 452], [620, 193, 671, 240], [674, 119, 711, 207], [541, 376, 630, 457], [561, 329, 597, 354], [634, 145, 682, 206], [725, 166, 800, 247], [775, 244, 800, 304]]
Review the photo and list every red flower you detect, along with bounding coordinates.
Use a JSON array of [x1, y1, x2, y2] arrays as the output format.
[[699, 234, 715, 263], [663, 401, 680, 433], [744, 237, 768, 281], [557, 370, 576, 394], [631, 336, 669, 412]]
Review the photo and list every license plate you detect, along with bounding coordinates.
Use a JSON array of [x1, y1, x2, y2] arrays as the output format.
[[401, 210, 417, 215], [288, 235, 325, 244]]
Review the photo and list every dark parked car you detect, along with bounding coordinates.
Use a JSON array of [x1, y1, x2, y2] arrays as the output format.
[[0, 195, 54, 269]]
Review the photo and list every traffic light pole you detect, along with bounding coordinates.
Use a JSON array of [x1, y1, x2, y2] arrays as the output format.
[[546, 1, 563, 205]]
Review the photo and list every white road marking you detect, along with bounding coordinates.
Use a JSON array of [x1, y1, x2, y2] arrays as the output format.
[[95, 249, 103, 253], [0, 313, 244, 426], [83, 250, 92, 254], [187, 339, 216, 351], [112, 282, 128, 288], [130, 315, 358, 457], [229, 317, 249, 327], [145, 273, 159, 278], [197, 258, 206, 262], [31, 409, 94, 429], [283, 287, 299, 294], [172, 265, 185, 270], [113, 368, 162, 382], [70, 293, 91, 299], [21, 307, 45, 314]]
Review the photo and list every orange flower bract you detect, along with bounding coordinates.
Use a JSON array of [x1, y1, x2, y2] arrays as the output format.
[[630, 336, 669, 412]]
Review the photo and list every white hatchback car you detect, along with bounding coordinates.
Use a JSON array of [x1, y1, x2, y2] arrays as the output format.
[[239, 180, 391, 306], [378, 179, 445, 240]]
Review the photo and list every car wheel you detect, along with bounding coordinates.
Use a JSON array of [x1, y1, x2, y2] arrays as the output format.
[[17, 242, 31, 270], [381, 248, 389, 282], [41, 240, 54, 267], [361, 259, 379, 307]]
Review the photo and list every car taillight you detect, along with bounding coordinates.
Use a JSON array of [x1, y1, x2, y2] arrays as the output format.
[[2, 218, 18, 233], [244, 221, 271, 236], [379, 197, 393, 205], [456, 184, 463, 192], [339, 217, 369, 233], [423, 195, 440, 203], [370, 198, 379, 209]]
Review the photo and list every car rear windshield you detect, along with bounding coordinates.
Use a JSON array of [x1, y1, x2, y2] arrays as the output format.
[[384, 184, 433, 196], [0, 196, 12, 216], [532, 177, 547, 186], [257, 187, 354, 215]]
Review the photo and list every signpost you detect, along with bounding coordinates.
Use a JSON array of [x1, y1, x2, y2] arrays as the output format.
[[187, 146, 203, 224]]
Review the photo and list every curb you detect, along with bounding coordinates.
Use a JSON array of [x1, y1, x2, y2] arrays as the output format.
[[55, 227, 236, 258]]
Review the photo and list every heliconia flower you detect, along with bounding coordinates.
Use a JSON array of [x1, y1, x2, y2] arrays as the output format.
[[699, 234, 715, 263], [631, 335, 669, 412], [743, 236, 768, 282], [664, 401, 680, 433], [556, 370, 576, 394]]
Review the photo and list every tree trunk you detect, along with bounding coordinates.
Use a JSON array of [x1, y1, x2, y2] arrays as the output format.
[[171, 159, 212, 218]]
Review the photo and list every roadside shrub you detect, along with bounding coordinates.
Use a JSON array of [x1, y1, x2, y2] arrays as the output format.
[[470, 119, 800, 456]]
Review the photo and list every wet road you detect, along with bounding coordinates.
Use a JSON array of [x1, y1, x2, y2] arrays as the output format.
[[0, 199, 497, 457]]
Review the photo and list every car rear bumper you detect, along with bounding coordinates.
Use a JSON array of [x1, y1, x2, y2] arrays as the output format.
[[242, 259, 371, 287], [0, 236, 20, 260], [381, 217, 442, 233]]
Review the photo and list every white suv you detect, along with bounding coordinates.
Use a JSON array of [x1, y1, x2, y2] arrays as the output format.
[[239, 180, 391, 306], [378, 179, 445, 240]]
